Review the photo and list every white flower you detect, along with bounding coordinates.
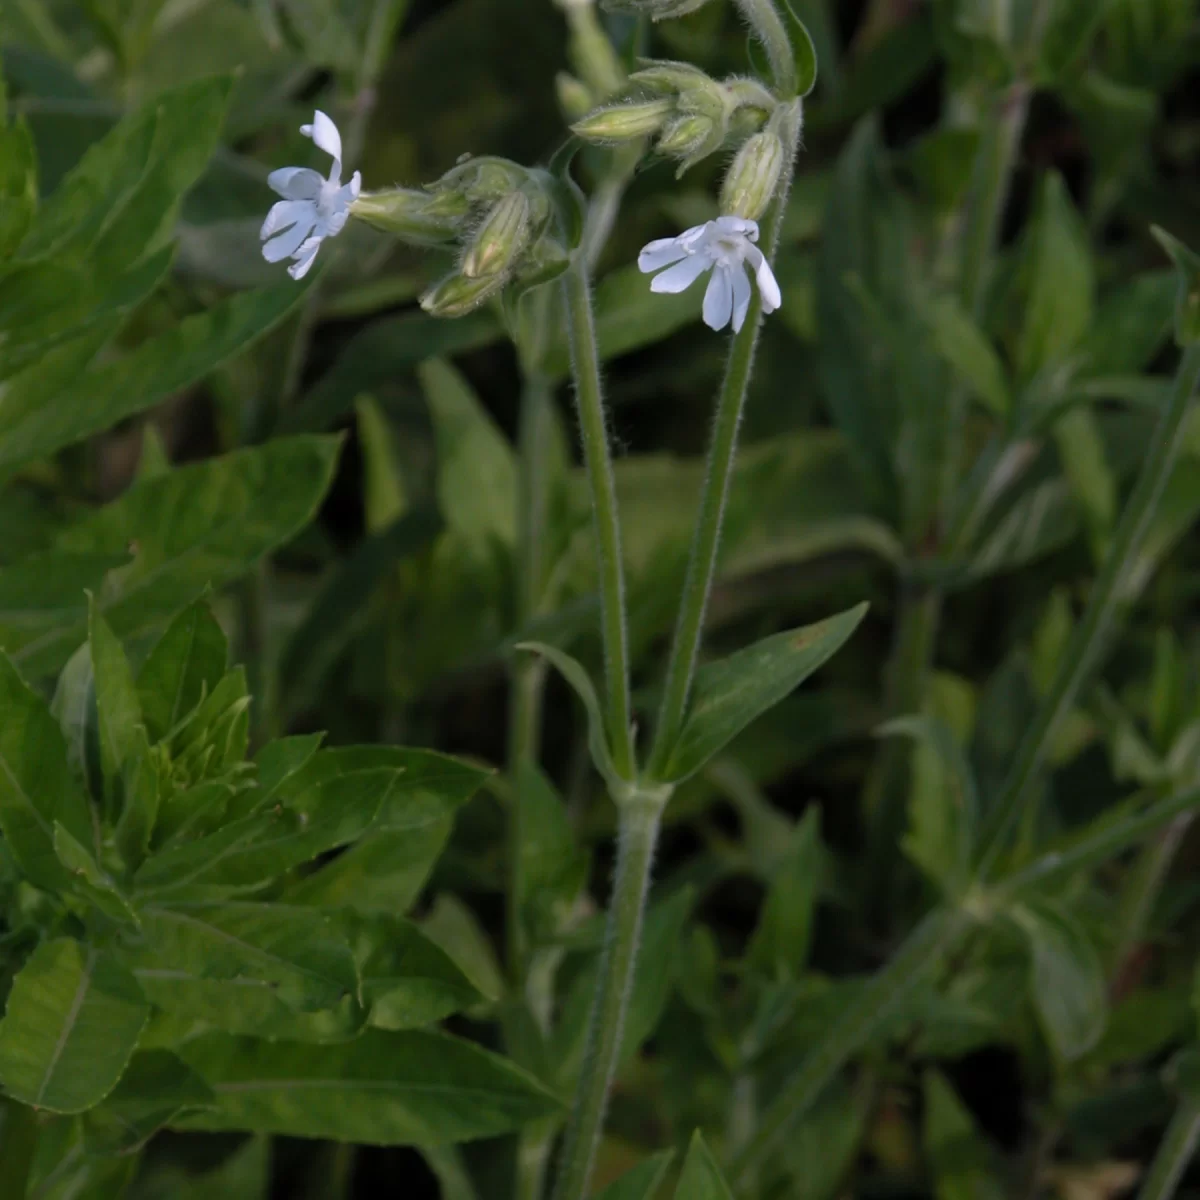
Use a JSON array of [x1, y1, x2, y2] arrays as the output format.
[[637, 216, 782, 333], [260, 110, 361, 280]]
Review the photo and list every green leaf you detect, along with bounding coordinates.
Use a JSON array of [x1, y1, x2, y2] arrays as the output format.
[[421, 894, 506, 1008], [1040, 0, 1121, 77], [5, 436, 341, 677], [1151, 226, 1200, 347], [88, 596, 142, 787], [924, 294, 1010, 417], [421, 359, 517, 549], [517, 641, 624, 789], [357, 914, 482, 1029], [53, 822, 140, 925], [0, 282, 309, 476], [136, 598, 228, 743], [130, 902, 358, 1013], [0, 114, 36, 257], [885, 711, 977, 896], [593, 1151, 675, 1200], [661, 604, 868, 782], [0, 938, 148, 1113], [747, 807, 821, 980], [781, 0, 819, 95], [0, 1100, 38, 1200], [1054, 405, 1116, 561], [923, 1070, 1004, 1200], [0, 651, 94, 891], [18, 75, 232, 266], [82, 1049, 213, 1156], [516, 760, 588, 947], [1013, 900, 1107, 1061], [674, 1131, 734, 1200], [176, 1029, 559, 1143], [1015, 174, 1094, 380]]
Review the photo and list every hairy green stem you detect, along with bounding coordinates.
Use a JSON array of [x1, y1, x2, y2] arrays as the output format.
[[734, 0, 798, 97], [561, 264, 636, 779], [977, 346, 1200, 878], [551, 794, 666, 1200], [646, 104, 801, 779], [1137, 1103, 1200, 1200]]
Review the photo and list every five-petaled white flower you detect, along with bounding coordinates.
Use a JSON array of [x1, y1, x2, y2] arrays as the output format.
[[261, 111, 361, 280], [638, 216, 782, 333]]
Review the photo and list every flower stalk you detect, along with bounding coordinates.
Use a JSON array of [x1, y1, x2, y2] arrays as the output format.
[[646, 100, 801, 778]]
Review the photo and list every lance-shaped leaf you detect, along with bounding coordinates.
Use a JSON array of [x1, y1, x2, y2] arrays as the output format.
[[131, 902, 358, 1013], [747, 807, 821, 980], [0, 938, 149, 1113], [1013, 901, 1107, 1062], [1152, 226, 1200, 347], [674, 1132, 735, 1199], [660, 603, 868, 782], [594, 1151, 675, 1200], [88, 598, 142, 787], [82, 1050, 213, 1156], [136, 598, 228, 743], [0, 651, 94, 891], [4, 436, 341, 677], [176, 1029, 560, 1144]]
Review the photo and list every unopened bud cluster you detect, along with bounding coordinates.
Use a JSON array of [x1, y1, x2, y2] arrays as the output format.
[[572, 61, 775, 176], [352, 156, 568, 319], [602, 0, 714, 19]]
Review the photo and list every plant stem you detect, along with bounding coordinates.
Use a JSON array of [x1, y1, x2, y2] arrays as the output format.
[[1137, 1102, 1200, 1200], [646, 104, 800, 779], [730, 907, 967, 1183], [551, 793, 666, 1200], [733, 0, 798, 97], [977, 345, 1200, 878], [561, 263, 636, 779]]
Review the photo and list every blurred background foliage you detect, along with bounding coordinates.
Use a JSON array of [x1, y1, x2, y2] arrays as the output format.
[[5, 0, 1200, 1196]]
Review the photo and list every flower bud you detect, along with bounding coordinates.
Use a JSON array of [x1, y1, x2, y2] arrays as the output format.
[[420, 270, 505, 318], [434, 156, 529, 204], [350, 189, 468, 245], [556, 72, 595, 122], [720, 131, 785, 221], [656, 114, 717, 158], [572, 98, 672, 144], [461, 191, 533, 279], [628, 59, 715, 95]]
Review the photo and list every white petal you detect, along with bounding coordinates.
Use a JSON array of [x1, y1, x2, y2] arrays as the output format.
[[341, 171, 361, 203], [713, 215, 758, 240], [730, 263, 753, 333], [745, 244, 782, 312], [638, 237, 688, 274], [300, 110, 343, 164], [262, 217, 317, 263], [650, 253, 710, 294], [703, 266, 734, 331], [319, 207, 349, 238], [261, 199, 316, 241], [288, 237, 323, 280], [267, 167, 324, 200]]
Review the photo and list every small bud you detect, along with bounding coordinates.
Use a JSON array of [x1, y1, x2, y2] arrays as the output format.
[[720, 131, 785, 221], [434, 156, 529, 204], [572, 98, 672, 144], [461, 191, 533, 279], [566, 4, 626, 97], [628, 59, 715, 95], [556, 72, 595, 122], [350, 189, 468, 244], [420, 270, 505, 318], [656, 114, 716, 158]]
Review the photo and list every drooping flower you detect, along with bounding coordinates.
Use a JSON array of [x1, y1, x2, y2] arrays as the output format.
[[637, 216, 782, 333], [260, 111, 361, 280]]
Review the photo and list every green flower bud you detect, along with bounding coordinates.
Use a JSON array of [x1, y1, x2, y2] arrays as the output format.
[[656, 114, 717, 158], [572, 98, 672, 144], [565, 3, 626, 97], [628, 59, 715, 95], [350, 189, 468, 245], [420, 270, 505, 318], [461, 191, 533, 279], [556, 72, 595, 122], [434, 156, 529, 204], [720, 131, 785, 221]]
